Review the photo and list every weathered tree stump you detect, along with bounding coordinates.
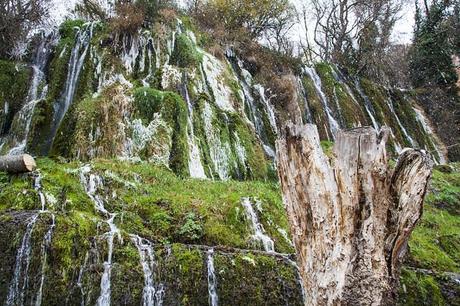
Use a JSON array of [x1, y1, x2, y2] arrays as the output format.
[[276, 123, 433, 306], [0, 154, 36, 173]]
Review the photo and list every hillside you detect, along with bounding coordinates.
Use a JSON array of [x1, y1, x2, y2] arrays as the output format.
[[0, 6, 458, 306]]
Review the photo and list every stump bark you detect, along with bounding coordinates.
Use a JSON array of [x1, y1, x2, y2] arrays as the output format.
[[276, 123, 433, 306], [0, 154, 36, 173]]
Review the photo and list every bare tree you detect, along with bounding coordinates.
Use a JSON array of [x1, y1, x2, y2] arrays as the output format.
[[304, 0, 408, 80], [0, 0, 50, 59]]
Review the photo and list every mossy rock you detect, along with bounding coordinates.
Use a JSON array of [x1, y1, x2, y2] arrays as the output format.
[[170, 33, 202, 68]]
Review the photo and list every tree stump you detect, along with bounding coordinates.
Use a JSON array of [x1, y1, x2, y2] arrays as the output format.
[[276, 123, 433, 306], [0, 154, 37, 173]]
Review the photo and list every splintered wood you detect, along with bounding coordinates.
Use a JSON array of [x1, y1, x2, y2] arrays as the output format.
[[276, 124, 433, 306]]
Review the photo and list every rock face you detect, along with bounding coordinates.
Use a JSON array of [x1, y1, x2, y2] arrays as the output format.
[[276, 123, 433, 305]]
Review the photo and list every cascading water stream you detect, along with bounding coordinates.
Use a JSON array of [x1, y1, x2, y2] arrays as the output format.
[[353, 80, 380, 130], [34, 213, 55, 306], [182, 74, 206, 178], [207, 249, 218, 306], [6, 33, 54, 155], [47, 23, 94, 151], [5, 214, 39, 306], [413, 107, 447, 164], [202, 102, 231, 180], [227, 54, 276, 157], [77, 252, 89, 306], [384, 94, 415, 147], [303, 67, 340, 139], [296, 76, 314, 123], [130, 235, 165, 306], [80, 165, 121, 306], [6, 172, 53, 306], [241, 198, 275, 252], [253, 85, 278, 135]]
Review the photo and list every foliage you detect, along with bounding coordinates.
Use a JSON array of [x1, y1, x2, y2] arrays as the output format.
[[109, 2, 146, 36], [409, 1, 458, 88], [192, 0, 295, 44], [0, 60, 30, 135], [0, 0, 50, 59]]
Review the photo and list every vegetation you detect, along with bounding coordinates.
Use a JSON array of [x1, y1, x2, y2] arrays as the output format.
[[409, 1, 459, 89], [0, 0, 50, 59]]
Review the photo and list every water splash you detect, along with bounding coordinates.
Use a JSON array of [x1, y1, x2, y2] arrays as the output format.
[[130, 235, 165, 306], [241, 198, 275, 252], [207, 249, 218, 306], [303, 67, 340, 139]]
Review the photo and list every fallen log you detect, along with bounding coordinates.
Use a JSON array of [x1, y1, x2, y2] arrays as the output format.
[[276, 123, 433, 306], [0, 154, 37, 173]]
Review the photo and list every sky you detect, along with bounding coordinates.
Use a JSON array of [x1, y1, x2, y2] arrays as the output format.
[[48, 0, 416, 44]]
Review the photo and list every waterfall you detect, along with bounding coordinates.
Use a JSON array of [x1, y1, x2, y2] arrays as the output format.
[[77, 252, 89, 306], [241, 198, 275, 252], [6, 170, 54, 305], [354, 80, 380, 130], [235, 61, 263, 131], [207, 249, 218, 306], [80, 165, 121, 306], [384, 95, 415, 147], [34, 173, 47, 211], [34, 213, 55, 306], [227, 55, 276, 156], [5, 214, 39, 306], [296, 76, 314, 123], [303, 67, 340, 139], [202, 102, 231, 180], [47, 23, 94, 151], [413, 107, 447, 164], [253, 85, 278, 134], [130, 235, 165, 306], [6, 33, 54, 155], [182, 74, 206, 179]]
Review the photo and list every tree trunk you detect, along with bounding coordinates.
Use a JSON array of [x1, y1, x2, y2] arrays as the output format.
[[0, 154, 37, 173], [276, 123, 433, 306]]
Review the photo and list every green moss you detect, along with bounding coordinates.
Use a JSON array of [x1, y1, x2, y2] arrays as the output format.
[[398, 268, 445, 306], [301, 76, 330, 139], [214, 252, 303, 305], [408, 165, 460, 273], [58, 20, 86, 39], [0, 60, 30, 142], [170, 33, 202, 68], [315, 63, 367, 129], [320, 140, 334, 158], [133, 87, 190, 176]]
